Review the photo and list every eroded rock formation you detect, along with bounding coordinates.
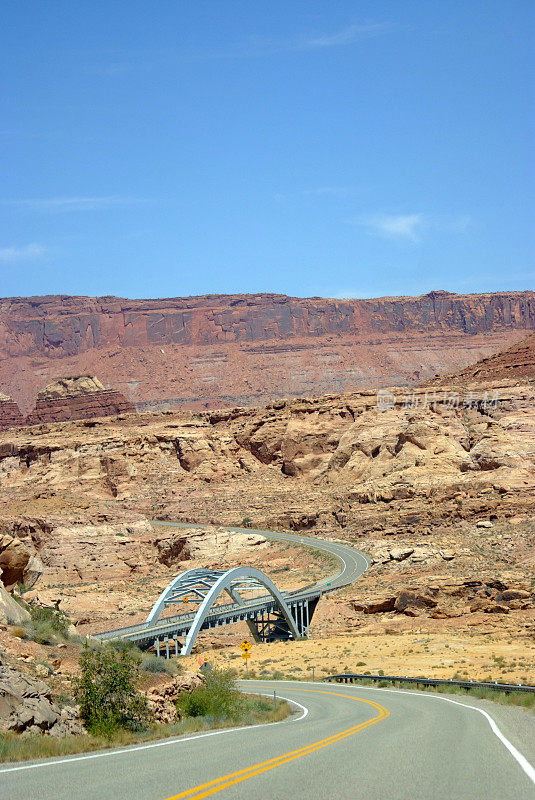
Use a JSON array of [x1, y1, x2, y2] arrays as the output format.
[[26, 375, 135, 425], [1, 291, 533, 412], [0, 394, 24, 431]]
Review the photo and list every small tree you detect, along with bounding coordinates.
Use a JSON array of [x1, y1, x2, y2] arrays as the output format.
[[74, 644, 148, 736], [177, 668, 240, 719]]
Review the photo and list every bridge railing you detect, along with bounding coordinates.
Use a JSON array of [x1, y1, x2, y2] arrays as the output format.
[[325, 673, 535, 694], [95, 585, 322, 641]]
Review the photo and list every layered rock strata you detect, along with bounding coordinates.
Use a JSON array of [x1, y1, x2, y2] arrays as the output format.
[[430, 331, 535, 384], [0, 393, 24, 431], [26, 375, 135, 425], [1, 291, 534, 411]]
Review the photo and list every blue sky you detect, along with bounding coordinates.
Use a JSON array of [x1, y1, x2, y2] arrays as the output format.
[[1, 1, 533, 299]]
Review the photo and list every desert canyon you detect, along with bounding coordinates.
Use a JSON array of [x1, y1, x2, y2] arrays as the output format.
[[0, 292, 534, 737]]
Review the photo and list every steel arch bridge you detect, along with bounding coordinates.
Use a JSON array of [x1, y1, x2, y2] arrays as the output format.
[[95, 565, 320, 656]]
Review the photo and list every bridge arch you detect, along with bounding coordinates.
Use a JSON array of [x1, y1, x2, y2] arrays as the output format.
[[145, 566, 300, 655]]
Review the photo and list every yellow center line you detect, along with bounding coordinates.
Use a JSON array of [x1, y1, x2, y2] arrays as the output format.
[[161, 689, 389, 800]]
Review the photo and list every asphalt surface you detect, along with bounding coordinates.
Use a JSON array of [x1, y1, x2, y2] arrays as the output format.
[[151, 521, 370, 593], [96, 523, 369, 643], [1, 681, 534, 800]]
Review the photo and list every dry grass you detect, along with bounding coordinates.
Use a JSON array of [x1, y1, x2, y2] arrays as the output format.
[[0, 695, 290, 763], [182, 630, 535, 685]]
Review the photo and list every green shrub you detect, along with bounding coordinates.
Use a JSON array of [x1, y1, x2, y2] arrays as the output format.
[[141, 656, 178, 675], [23, 605, 70, 644], [109, 640, 143, 662], [241, 517, 252, 527], [177, 669, 240, 719], [74, 644, 148, 737]]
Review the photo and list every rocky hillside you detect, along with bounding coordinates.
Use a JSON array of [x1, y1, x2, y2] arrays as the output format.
[[1, 290, 533, 412], [0, 371, 533, 649], [430, 331, 535, 385]]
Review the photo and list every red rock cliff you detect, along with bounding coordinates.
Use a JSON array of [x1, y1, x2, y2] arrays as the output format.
[[0, 290, 533, 356], [1, 291, 533, 412]]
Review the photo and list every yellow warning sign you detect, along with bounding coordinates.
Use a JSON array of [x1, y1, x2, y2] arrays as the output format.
[[240, 640, 252, 652]]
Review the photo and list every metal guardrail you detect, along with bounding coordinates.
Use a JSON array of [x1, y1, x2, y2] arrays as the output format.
[[325, 673, 535, 694]]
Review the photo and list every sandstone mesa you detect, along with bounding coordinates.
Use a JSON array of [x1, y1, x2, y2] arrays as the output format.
[[1, 290, 533, 413]]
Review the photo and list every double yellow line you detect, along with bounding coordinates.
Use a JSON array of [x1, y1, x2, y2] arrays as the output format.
[[163, 690, 389, 800]]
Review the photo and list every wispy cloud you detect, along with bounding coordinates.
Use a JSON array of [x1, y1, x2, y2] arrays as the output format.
[[350, 212, 474, 243], [301, 186, 353, 197], [1, 195, 151, 212], [354, 213, 426, 242], [218, 21, 390, 59], [300, 22, 389, 50], [0, 244, 47, 262]]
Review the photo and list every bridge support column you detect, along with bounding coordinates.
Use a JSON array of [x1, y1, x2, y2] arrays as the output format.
[[155, 639, 160, 658], [246, 615, 262, 643], [165, 638, 170, 660]]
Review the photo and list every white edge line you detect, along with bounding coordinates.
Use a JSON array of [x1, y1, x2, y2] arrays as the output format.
[[339, 683, 535, 786], [0, 695, 308, 775]]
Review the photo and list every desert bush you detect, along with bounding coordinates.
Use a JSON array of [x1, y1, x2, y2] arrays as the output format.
[[109, 640, 143, 661], [141, 655, 180, 675], [177, 669, 240, 719], [23, 605, 70, 644], [74, 644, 148, 736]]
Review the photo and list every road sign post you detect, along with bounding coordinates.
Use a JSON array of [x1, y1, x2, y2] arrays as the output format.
[[240, 641, 252, 676]]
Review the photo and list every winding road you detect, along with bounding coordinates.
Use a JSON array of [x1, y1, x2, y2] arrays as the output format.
[[1, 680, 534, 799], [151, 522, 370, 592], [2, 525, 534, 798]]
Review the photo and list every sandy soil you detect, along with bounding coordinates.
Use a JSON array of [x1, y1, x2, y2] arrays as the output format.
[[181, 631, 535, 684]]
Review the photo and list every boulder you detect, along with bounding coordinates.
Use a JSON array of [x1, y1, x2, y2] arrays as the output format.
[[0, 661, 84, 736], [394, 591, 438, 614], [389, 547, 414, 562], [0, 584, 30, 625], [0, 533, 34, 589]]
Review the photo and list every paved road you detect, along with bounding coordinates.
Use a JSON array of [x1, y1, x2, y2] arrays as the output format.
[[151, 521, 370, 593], [2, 681, 534, 800], [95, 523, 369, 645]]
